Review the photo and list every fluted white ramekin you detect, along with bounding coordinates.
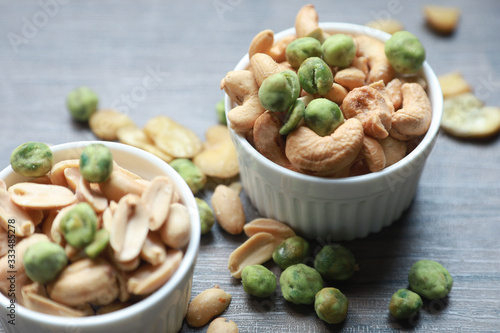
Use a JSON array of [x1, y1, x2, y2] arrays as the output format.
[[0, 141, 200, 333], [225, 22, 443, 241]]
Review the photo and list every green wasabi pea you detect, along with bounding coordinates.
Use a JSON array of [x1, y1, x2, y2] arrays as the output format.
[[241, 265, 277, 298], [314, 244, 357, 281], [10, 142, 53, 178], [195, 197, 214, 234], [280, 263, 324, 305], [272, 236, 311, 269], [385, 31, 426, 74], [285, 37, 323, 69], [297, 57, 333, 95], [215, 98, 227, 125], [279, 99, 305, 136], [66, 86, 99, 122], [408, 259, 453, 300], [258, 70, 300, 112], [314, 287, 349, 324], [389, 288, 423, 319], [59, 202, 98, 248], [79, 144, 113, 183], [23, 241, 68, 284], [169, 158, 206, 194], [84, 229, 110, 259], [304, 98, 344, 136], [322, 34, 357, 68]]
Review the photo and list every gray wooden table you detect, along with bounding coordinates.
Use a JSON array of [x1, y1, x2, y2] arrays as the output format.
[[1, 1, 499, 332]]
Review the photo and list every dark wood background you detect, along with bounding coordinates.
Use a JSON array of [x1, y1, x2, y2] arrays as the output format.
[[1, 1, 499, 332]]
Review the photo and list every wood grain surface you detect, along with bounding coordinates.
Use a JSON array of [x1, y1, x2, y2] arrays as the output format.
[[1, 1, 499, 332]]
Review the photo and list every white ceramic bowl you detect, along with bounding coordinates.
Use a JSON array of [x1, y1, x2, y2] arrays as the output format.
[[225, 22, 443, 241], [0, 141, 200, 333]]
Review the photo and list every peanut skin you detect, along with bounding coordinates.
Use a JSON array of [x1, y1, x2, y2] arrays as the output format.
[[186, 286, 231, 327]]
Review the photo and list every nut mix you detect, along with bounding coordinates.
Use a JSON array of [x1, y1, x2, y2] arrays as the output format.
[[221, 4, 433, 177], [0, 142, 191, 317]]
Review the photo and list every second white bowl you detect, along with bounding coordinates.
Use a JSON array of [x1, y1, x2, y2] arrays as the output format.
[[226, 22, 443, 241]]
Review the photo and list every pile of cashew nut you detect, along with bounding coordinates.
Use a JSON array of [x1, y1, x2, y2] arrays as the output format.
[[221, 4, 432, 177]]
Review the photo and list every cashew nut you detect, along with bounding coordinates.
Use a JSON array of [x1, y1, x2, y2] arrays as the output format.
[[359, 135, 386, 172], [341, 85, 393, 139], [221, 70, 265, 133], [295, 4, 325, 41], [386, 78, 403, 110], [250, 53, 284, 86], [285, 118, 364, 174], [249, 29, 274, 60], [249, 29, 296, 63], [334, 66, 367, 91], [378, 136, 407, 167], [390, 83, 432, 138], [354, 35, 395, 84], [253, 111, 292, 169], [323, 82, 348, 105]]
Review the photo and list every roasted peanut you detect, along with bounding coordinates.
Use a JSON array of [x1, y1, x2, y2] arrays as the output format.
[[207, 317, 239, 333], [186, 286, 232, 327], [193, 125, 239, 179], [144, 116, 203, 159], [110, 194, 150, 262], [127, 248, 183, 295], [89, 109, 135, 141], [9, 183, 77, 210], [243, 218, 296, 247], [159, 202, 191, 249], [211, 185, 245, 235], [228, 232, 276, 278], [47, 258, 119, 307], [424, 5, 461, 35]]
